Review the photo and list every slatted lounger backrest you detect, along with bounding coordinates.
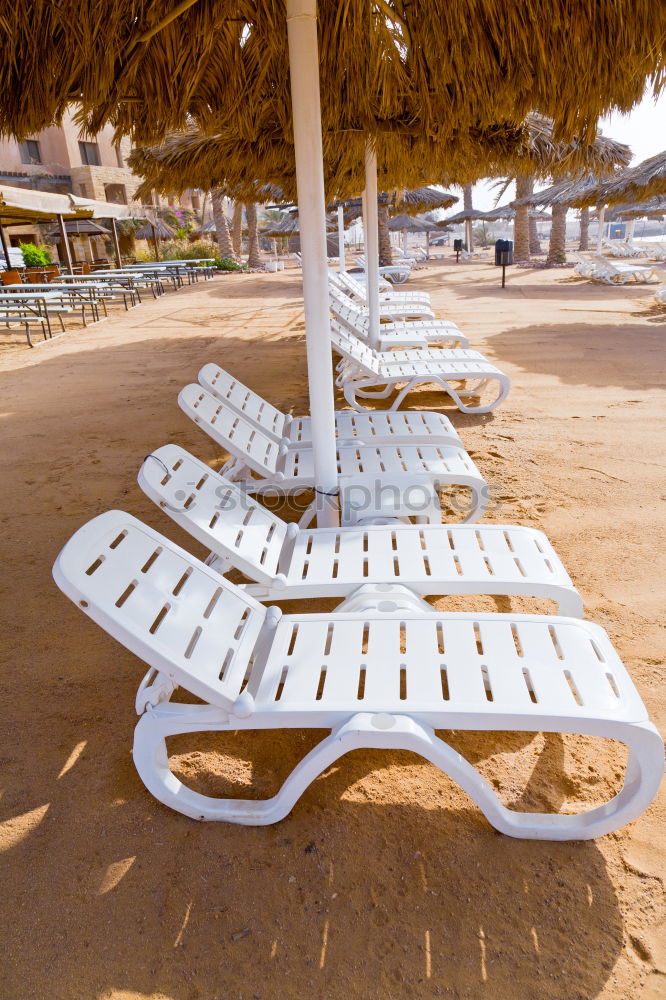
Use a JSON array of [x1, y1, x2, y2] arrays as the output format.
[[329, 288, 369, 334], [198, 364, 288, 440], [329, 319, 380, 374], [138, 445, 289, 585], [178, 384, 282, 478], [53, 511, 268, 715], [334, 270, 367, 300]]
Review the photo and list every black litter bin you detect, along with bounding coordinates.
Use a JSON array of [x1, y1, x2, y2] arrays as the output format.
[[494, 239, 513, 266], [453, 238, 464, 252]]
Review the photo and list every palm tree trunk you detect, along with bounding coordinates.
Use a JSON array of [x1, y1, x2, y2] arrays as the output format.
[[578, 206, 590, 251], [211, 189, 234, 260], [529, 216, 540, 254], [546, 204, 568, 264], [377, 206, 393, 266], [245, 202, 261, 269], [463, 184, 474, 251], [513, 174, 533, 262], [232, 202, 243, 258]]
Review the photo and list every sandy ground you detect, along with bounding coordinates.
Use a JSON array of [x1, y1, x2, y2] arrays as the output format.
[[1, 258, 665, 1000]]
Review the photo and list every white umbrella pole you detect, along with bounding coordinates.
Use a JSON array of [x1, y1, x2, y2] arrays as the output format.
[[597, 206, 605, 253], [363, 140, 381, 348], [286, 0, 339, 527], [626, 219, 635, 242], [337, 205, 345, 272]]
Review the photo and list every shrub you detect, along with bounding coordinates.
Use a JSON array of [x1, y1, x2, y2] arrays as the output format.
[[213, 256, 242, 271], [19, 242, 51, 267]]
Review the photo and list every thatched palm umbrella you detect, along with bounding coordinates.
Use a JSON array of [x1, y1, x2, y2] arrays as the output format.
[[611, 197, 666, 240], [438, 207, 490, 251], [612, 197, 666, 219], [135, 217, 175, 261], [387, 213, 440, 256], [505, 115, 632, 261], [3, 1, 665, 526], [513, 174, 611, 256], [594, 151, 666, 205], [3, 3, 665, 147], [45, 217, 111, 265], [331, 188, 457, 267]]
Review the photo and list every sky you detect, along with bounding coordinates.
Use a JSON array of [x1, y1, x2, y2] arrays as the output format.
[[461, 89, 666, 212]]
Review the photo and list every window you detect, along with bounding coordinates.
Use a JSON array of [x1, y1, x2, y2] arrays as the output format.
[[19, 140, 42, 165], [104, 183, 127, 205], [78, 141, 100, 166], [115, 144, 124, 168], [79, 183, 88, 198]]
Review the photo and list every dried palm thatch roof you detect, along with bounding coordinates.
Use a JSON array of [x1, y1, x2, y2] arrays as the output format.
[[441, 208, 489, 224], [45, 219, 111, 236], [129, 124, 528, 203], [191, 219, 218, 235], [612, 197, 666, 219], [387, 214, 440, 232], [261, 212, 338, 236], [513, 173, 614, 209], [128, 109, 631, 206], [522, 113, 632, 177], [336, 188, 458, 223], [480, 206, 552, 221], [593, 151, 666, 205], [1, 2, 665, 147], [135, 218, 176, 239]]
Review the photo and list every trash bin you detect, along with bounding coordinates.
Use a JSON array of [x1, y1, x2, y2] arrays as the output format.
[[494, 239, 513, 266], [453, 238, 464, 252]]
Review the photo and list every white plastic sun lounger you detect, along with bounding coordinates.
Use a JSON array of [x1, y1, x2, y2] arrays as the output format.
[[329, 288, 469, 350], [654, 285, 666, 306], [590, 256, 660, 284], [179, 385, 488, 521], [355, 256, 412, 283], [139, 444, 583, 614], [198, 363, 463, 448], [330, 322, 510, 413], [53, 510, 664, 837], [329, 277, 434, 321], [330, 269, 429, 306]]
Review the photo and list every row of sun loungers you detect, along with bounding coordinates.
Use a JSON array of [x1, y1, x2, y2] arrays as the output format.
[[573, 254, 661, 284], [52, 265, 663, 839], [601, 239, 649, 259]]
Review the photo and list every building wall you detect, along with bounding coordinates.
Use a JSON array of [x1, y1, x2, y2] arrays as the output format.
[[0, 108, 150, 205]]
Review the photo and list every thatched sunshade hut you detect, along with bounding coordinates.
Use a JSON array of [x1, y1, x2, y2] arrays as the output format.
[[387, 213, 441, 256], [593, 151, 666, 206], [505, 117, 632, 261], [513, 174, 610, 254], [2, 1, 665, 525], [45, 217, 111, 267], [612, 197, 666, 219], [135, 218, 176, 261]]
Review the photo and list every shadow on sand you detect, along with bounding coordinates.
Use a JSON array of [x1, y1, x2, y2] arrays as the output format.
[[0, 327, 630, 1000]]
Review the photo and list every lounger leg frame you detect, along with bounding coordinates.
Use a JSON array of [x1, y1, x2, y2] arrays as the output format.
[[133, 704, 663, 839], [344, 375, 510, 414]]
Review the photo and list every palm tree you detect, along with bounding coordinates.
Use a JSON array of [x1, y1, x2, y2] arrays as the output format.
[[546, 203, 567, 264], [578, 206, 590, 250], [529, 210, 541, 254], [513, 174, 533, 261], [462, 184, 474, 250], [211, 189, 235, 260], [232, 203, 243, 258], [245, 202, 261, 268], [377, 205, 393, 266]]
